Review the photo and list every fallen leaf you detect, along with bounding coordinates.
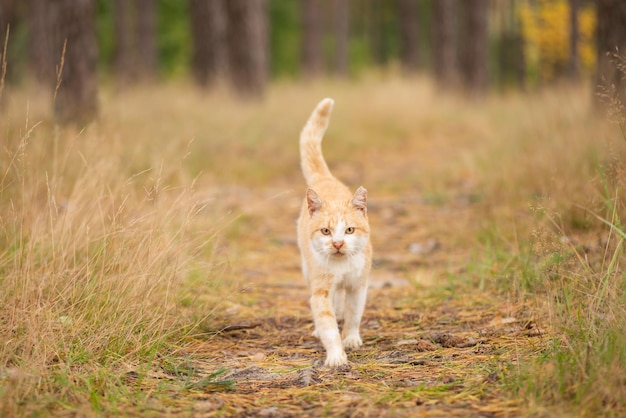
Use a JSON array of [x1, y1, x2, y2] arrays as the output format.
[[250, 352, 266, 362]]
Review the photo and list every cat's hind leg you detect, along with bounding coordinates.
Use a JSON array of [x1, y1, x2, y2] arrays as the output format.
[[332, 286, 345, 321], [341, 284, 368, 349]]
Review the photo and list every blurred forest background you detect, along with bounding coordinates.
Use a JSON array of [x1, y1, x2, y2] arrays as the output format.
[[1, 0, 625, 124]]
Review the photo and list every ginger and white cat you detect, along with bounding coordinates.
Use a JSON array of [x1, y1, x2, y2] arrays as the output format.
[[296, 98, 372, 367]]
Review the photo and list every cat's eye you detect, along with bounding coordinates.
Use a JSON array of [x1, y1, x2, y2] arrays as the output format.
[[320, 228, 331, 235], [345, 227, 355, 234]]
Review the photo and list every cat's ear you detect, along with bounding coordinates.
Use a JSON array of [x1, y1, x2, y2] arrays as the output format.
[[351, 186, 367, 215], [306, 188, 323, 216]]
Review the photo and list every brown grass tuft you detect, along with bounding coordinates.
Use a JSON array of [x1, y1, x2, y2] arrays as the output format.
[[0, 91, 222, 415]]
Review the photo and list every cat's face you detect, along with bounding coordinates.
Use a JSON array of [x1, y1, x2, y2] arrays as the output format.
[[306, 187, 370, 262]]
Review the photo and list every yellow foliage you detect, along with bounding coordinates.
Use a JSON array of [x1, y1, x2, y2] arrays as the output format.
[[519, 0, 596, 81], [578, 6, 596, 74]]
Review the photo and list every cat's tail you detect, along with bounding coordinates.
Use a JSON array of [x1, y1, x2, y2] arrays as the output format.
[[300, 98, 334, 184]]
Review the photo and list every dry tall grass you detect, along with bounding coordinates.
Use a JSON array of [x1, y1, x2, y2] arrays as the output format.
[[0, 86, 222, 414], [0, 75, 625, 415]]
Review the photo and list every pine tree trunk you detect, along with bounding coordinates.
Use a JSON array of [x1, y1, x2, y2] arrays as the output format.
[[459, 0, 489, 95], [397, 0, 419, 72], [136, 0, 158, 80], [52, 0, 99, 125], [595, 0, 626, 110], [27, 0, 58, 86], [334, 0, 349, 77], [114, 0, 135, 84], [190, 0, 226, 87], [369, 0, 386, 66], [0, 0, 15, 48], [224, 0, 267, 97], [432, 0, 458, 88], [0, 0, 16, 86], [301, 0, 323, 78]]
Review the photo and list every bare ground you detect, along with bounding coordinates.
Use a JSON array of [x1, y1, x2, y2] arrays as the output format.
[[142, 183, 547, 417]]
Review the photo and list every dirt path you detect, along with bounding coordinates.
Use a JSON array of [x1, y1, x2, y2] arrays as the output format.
[[163, 186, 545, 417]]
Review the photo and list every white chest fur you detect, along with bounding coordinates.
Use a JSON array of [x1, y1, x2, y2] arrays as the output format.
[[310, 243, 366, 283]]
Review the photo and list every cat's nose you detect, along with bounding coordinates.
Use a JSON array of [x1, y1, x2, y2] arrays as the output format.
[[333, 241, 344, 250]]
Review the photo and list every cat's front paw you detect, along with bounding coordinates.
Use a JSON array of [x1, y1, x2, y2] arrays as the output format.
[[324, 351, 348, 368], [343, 334, 363, 349]]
